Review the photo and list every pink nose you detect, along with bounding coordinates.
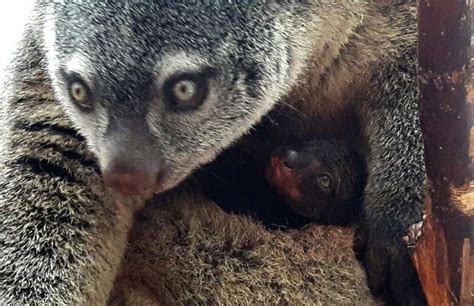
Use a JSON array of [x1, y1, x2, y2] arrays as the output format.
[[103, 169, 156, 196]]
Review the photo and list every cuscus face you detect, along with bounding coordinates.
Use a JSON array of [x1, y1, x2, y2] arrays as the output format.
[[42, 1, 316, 195], [266, 139, 366, 225]]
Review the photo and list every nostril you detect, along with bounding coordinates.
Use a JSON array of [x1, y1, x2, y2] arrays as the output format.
[[283, 149, 299, 169]]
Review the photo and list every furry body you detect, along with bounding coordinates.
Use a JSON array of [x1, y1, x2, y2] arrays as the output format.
[[109, 189, 377, 305], [0, 15, 146, 303], [1, 1, 425, 304]]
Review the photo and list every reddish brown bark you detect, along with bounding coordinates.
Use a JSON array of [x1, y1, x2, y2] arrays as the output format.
[[416, 1, 473, 305]]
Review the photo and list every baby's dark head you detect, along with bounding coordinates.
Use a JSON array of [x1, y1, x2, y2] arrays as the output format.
[[266, 139, 366, 225]]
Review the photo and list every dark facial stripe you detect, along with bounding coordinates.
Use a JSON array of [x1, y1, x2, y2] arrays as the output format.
[[14, 121, 86, 142], [36, 142, 100, 174], [14, 156, 79, 183]]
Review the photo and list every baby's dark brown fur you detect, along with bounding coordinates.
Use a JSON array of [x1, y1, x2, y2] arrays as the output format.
[[266, 139, 366, 225]]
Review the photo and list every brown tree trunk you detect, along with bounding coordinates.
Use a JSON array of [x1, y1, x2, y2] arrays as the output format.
[[415, 1, 473, 305]]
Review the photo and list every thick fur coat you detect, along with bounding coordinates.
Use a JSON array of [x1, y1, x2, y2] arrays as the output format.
[[109, 189, 376, 305], [1, 1, 424, 305]]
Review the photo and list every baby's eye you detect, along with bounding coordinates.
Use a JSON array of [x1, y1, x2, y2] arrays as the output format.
[[317, 174, 332, 191]]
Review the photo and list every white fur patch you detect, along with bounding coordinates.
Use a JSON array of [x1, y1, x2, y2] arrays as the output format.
[[42, 5, 59, 81], [154, 51, 209, 86], [65, 54, 94, 84]]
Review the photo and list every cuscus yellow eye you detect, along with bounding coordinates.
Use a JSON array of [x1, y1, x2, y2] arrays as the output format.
[[68, 80, 92, 110], [165, 73, 208, 111], [173, 79, 198, 103], [70, 82, 87, 102]]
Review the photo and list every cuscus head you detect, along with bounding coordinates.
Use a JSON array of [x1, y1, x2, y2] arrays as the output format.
[[41, 1, 317, 196], [266, 139, 366, 225]]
